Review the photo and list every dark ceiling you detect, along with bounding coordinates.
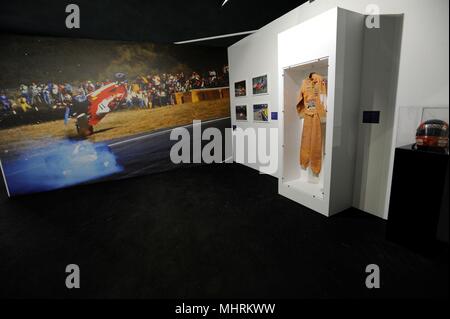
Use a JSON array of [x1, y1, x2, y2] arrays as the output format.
[[0, 0, 308, 47]]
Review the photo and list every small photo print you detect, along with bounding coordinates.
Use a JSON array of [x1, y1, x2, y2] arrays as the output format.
[[235, 105, 247, 121], [253, 104, 269, 122], [234, 80, 247, 97], [252, 74, 268, 95]]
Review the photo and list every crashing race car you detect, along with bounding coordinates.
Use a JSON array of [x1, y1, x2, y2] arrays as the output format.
[[73, 73, 128, 137]]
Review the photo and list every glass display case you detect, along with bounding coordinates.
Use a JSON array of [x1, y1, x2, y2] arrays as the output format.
[[421, 106, 449, 124], [282, 59, 328, 199], [277, 8, 365, 216]]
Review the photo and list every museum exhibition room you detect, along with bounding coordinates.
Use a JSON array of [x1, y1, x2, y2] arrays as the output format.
[[0, 0, 448, 305]]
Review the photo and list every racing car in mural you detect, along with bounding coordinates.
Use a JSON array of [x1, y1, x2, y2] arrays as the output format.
[[71, 73, 128, 137]]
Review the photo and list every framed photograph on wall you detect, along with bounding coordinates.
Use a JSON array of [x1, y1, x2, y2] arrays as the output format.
[[253, 103, 269, 122], [234, 80, 247, 97], [252, 74, 268, 95], [235, 105, 247, 121]]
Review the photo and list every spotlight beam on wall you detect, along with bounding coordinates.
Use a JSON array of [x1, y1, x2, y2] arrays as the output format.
[[174, 30, 257, 44]]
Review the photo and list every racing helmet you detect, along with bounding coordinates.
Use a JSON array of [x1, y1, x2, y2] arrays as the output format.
[[114, 72, 127, 82], [415, 119, 449, 151]]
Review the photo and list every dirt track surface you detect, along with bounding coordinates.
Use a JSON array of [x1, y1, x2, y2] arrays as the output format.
[[0, 98, 230, 154]]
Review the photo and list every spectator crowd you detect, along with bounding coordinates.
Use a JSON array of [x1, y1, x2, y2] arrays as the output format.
[[0, 66, 229, 116]]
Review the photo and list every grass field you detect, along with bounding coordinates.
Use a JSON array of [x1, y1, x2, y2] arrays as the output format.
[[0, 98, 230, 154]]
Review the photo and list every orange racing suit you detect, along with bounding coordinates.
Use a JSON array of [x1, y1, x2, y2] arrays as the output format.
[[296, 74, 327, 175]]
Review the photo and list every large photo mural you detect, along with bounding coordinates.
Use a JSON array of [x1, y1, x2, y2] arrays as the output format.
[[0, 34, 230, 196]]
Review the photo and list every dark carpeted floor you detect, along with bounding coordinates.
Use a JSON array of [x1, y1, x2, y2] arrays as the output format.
[[0, 163, 448, 298]]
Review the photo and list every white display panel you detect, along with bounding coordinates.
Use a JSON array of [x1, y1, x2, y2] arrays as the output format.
[[278, 8, 364, 216], [277, 9, 338, 215]]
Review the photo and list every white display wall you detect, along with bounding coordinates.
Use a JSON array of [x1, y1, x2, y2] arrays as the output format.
[[228, 0, 449, 219]]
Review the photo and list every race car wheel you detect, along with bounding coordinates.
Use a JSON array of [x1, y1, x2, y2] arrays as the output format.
[[76, 113, 94, 137], [76, 124, 94, 137]]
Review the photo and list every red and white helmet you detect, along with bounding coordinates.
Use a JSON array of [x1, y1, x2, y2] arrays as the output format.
[[416, 119, 449, 150]]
